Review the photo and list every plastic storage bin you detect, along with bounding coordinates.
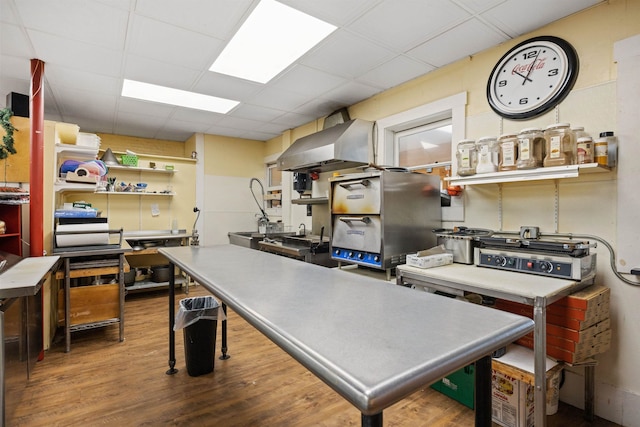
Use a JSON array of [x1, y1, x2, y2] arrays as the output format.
[[174, 296, 222, 376]]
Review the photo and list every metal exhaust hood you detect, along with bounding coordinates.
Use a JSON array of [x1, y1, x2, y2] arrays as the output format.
[[277, 118, 373, 173]]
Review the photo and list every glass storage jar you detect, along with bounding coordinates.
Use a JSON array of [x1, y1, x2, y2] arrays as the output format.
[[517, 128, 545, 169], [498, 134, 518, 171], [475, 136, 499, 173], [543, 123, 575, 167], [456, 139, 477, 176], [576, 137, 594, 164]]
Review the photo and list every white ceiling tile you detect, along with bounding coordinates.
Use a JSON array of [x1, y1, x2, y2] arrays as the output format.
[[117, 97, 176, 117], [294, 97, 344, 118], [1, 24, 34, 58], [276, 0, 381, 26], [0, 55, 32, 81], [482, 0, 602, 38], [170, 106, 224, 125], [239, 129, 280, 141], [127, 15, 223, 71], [14, 0, 129, 51], [348, 0, 471, 51], [230, 104, 286, 122], [300, 30, 395, 79], [255, 121, 291, 135], [214, 114, 264, 130], [321, 81, 384, 106], [248, 87, 309, 111], [45, 63, 121, 96], [134, 0, 254, 39], [124, 54, 201, 89], [27, 29, 123, 77], [271, 111, 317, 128], [450, 0, 506, 13], [408, 18, 508, 67], [193, 72, 263, 102], [357, 55, 434, 89], [160, 114, 212, 133], [271, 65, 347, 97], [56, 88, 117, 120]]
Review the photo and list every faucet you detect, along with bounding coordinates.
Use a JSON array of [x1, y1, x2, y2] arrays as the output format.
[[298, 223, 306, 236]]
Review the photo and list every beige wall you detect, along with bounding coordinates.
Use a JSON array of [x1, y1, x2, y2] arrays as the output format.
[[272, 1, 639, 424]]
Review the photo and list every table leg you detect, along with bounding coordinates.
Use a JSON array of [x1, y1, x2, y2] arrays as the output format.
[[64, 258, 71, 353], [475, 355, 492, 427], [118, 254, 124, 342], [219, 303, 230, 360], [533, 296, 548, 427], [585, 365, 595, 421], [361, 412, 382, 427], [167, 262, 178, 375]]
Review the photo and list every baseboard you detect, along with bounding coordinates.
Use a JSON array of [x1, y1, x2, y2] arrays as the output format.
[[560, 368, 640, 426]]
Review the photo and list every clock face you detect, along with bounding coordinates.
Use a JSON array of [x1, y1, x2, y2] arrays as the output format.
[[487, 36, 579, 120]]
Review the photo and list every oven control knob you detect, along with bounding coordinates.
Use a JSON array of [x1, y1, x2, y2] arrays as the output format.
[[374, 255, 380, 262], [334, 249, 341, 256], [357, 253, 364, 260], [539, 261, 554, 273], [348, 251, 354, 258], [494, 255, 506, 266]]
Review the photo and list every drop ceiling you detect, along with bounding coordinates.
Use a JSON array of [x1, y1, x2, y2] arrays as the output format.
[[0, 0, 602, 143]]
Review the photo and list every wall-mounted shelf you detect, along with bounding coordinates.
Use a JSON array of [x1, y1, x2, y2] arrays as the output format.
[[107, 164, 177, 174], [445, 163, 611, 186]]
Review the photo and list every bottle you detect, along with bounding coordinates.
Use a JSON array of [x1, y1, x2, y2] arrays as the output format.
[[576, 137, 594, 164], [599, 131, 617, 167], [543, 123, 574, 167], [498, 134, 518, 171], [517, 128, 545, 169], [475, 136, 499, 173], [456, 139, 477, 176], [594, 138, 608, 166]]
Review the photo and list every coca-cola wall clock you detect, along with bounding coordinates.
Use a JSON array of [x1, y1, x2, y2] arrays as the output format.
[[487, 36, 579, 120]]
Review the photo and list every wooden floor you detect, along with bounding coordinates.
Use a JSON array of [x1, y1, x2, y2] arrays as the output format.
[[11, 285, 620, 427]]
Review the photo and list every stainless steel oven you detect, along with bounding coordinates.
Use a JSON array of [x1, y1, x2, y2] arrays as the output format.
[[329, 169, 441, 273]]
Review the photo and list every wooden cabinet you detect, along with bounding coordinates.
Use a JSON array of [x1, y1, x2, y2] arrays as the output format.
[[0, 204, 22, 256]]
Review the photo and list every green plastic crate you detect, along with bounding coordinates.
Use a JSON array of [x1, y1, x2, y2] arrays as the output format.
[[430, 363, 475, 409], [121, 154, 138, 166]]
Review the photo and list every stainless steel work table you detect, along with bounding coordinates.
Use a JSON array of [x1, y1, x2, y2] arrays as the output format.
[[1, 255, 60, 427], [160, 245, 534, 426], [396, 263, 595, 427]]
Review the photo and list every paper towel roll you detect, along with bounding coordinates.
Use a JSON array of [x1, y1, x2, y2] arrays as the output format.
[[56, 223, 110, 247]]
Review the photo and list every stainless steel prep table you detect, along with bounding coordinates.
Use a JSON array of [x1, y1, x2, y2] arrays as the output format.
[[396, 263, 595, 427], [160, 244, 534, 427], [0, 255, 60, 427]]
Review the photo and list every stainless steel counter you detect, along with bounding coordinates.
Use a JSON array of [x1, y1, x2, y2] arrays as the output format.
[[396, 263, 595, 427], [160, 245, 534, 426]]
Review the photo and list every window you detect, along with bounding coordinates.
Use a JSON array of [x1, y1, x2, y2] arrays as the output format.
[[395, 120, 452, 168], [265, 162, 282, 209], [376, 92, 467, 188]]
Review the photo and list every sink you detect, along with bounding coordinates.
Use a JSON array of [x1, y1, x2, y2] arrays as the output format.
[[228, 231, 296, 250]]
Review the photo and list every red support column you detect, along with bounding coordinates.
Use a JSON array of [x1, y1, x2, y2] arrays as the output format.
[[30, 59, 45, 257]]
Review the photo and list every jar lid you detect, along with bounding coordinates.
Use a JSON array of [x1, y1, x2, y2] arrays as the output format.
[[518, 127, 542, 134], [457, 139, 476, 144], [476, 136, 497, 143], [572, 126, 585, 131], [545, 123, 570, 130], [599, 131, 615, 137], [498, 134, 517, 140], [577, 137, 593, 142]]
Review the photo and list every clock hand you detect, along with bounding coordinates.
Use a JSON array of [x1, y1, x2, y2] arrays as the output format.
[[522, 50, 542, 85], [513, 70, 533, 83]]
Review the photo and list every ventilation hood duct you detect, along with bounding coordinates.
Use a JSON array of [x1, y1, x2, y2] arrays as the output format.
[[277, 118, 373, 173]]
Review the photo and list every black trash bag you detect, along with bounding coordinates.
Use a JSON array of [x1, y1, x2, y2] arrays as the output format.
[[174, 296, 224, 377]]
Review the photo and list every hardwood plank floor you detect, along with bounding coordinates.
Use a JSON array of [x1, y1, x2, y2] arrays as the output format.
[[11, 285, 620, 426]]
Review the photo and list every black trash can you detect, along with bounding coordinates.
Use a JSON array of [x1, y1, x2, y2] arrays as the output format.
[[174, 296, 220, 377]]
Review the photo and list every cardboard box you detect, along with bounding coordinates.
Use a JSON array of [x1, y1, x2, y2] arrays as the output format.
[[430, 364, 474, 409], [492, 345, 562, 427], [57, 283, 120, 326], [406, 252, 453, 269]]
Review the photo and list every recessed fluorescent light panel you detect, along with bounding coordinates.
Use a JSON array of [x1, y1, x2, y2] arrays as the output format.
[[121, 79, 239, 113], [209, 0, 336, 83]]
